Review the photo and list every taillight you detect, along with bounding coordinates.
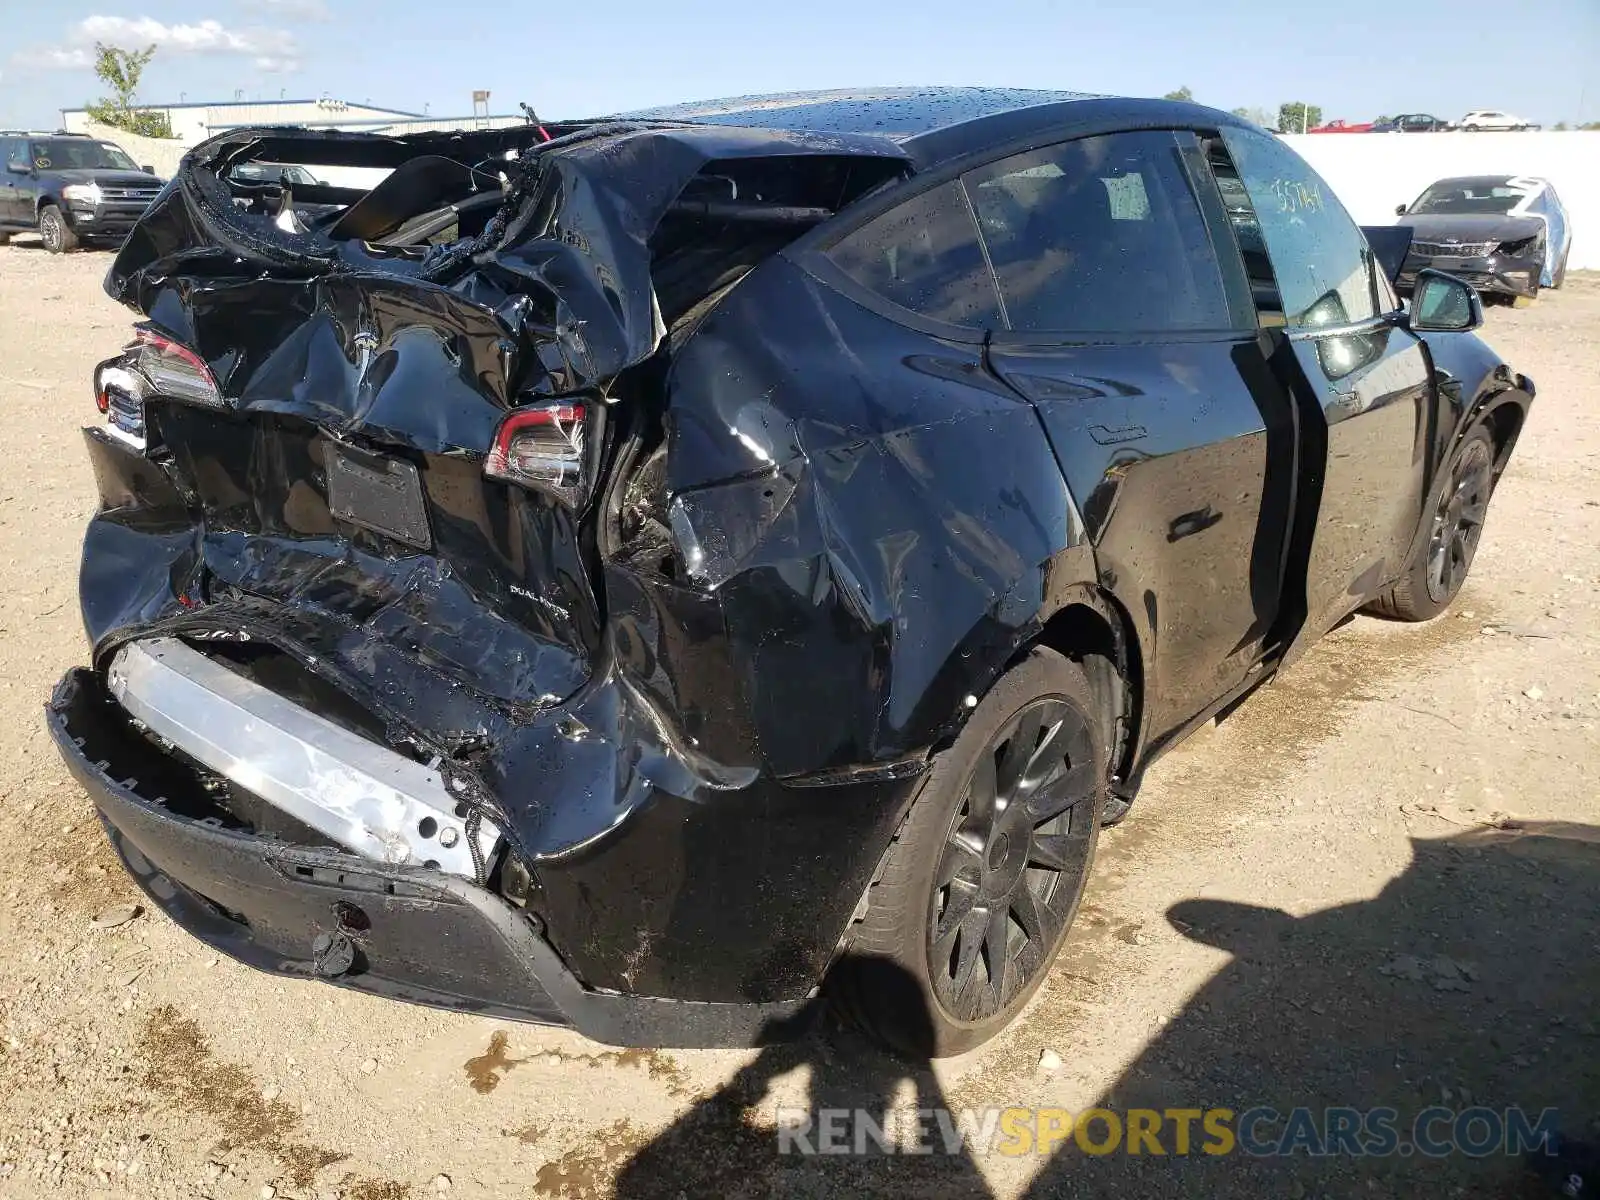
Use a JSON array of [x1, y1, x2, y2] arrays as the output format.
[[484, 401, 590, 506], [92, 361, 148, 451], [134, 328, 224, 407]]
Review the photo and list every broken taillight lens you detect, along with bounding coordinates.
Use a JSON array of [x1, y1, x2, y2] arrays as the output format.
[[134, 328, 224, 407], [484, 402, 589, 506], [93, 361, 148, 451]]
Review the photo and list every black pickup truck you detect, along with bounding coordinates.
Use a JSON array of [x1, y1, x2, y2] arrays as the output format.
[[0, 131, 164, 252]]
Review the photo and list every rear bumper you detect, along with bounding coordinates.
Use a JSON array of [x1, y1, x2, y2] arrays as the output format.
[[1399, 252, 1541, 298], [47, 667, 810, 1047]]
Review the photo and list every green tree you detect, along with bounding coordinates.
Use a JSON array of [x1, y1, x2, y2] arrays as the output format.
[[84, 42, 174, 139], [1164, 86, 1194, 102], [1278, 101, 1323, 133], [1553, 121, 1569, 131], [1230, 106, 1272, 127]]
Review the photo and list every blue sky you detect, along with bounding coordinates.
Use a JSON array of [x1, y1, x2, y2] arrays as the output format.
[[2, 0, 1596, 131]]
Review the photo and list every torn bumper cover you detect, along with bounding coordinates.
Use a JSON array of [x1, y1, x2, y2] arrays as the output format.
[[1398, 247, 1544, 299], [50, 668, 813, 1045], [106, 638, 502, 876]]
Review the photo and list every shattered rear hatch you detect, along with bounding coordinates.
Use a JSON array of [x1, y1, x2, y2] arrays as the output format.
[[97, 119, 907, 710]]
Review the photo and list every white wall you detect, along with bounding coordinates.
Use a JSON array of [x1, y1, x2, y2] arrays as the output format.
[[1283, 132, 1600, 269], [82, 122, 186, 179]]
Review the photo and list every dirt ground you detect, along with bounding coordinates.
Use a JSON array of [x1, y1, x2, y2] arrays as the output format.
[[0, 236, 1596, 1200]]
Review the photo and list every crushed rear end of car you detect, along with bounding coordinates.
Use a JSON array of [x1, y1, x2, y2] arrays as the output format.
[[49, 116, 930, 1044]]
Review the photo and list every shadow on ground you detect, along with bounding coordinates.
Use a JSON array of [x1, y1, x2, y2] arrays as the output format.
[[571, 822, 1600, 1198], [1022, 821, 1600, 1198]]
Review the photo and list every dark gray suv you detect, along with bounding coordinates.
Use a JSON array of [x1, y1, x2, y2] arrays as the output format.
[[0, 132, 163, 252]]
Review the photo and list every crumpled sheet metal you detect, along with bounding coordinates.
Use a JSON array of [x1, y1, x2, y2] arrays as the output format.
[[647, 255, 1089, 778], [109, 122, 911, 401]]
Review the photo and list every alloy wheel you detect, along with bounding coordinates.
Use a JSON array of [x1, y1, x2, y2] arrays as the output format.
[[927, 696, 1097, 1022], [40, 209, 63, 253], [1426, 437, 1493, 603]]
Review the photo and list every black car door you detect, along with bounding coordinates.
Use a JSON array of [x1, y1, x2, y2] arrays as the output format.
[[969, 130, 1300, 747], [1206, 125, 1439, 666]]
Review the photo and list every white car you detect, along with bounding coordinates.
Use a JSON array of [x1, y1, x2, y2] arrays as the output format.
[[1457, 110, 1539, 131]]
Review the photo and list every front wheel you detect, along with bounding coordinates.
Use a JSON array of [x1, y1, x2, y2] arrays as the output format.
[[835, 647, 1108, 1057], [1366, 425, 1496, 622], [38, 205, 78, 254]]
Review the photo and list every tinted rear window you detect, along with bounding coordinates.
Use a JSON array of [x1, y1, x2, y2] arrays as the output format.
[[826, 180, 1004, 328]]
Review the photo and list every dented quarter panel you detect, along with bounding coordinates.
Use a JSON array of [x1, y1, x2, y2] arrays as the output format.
[[491, 255, 1102, 997], [660, 257, 1092, 774]]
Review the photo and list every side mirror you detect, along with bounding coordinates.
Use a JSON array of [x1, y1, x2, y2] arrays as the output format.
[[1410, 269, 1483, 333], [5, 159, 30, 175], [142, 164, 155, 175], [1394, 203, 1407, 215]]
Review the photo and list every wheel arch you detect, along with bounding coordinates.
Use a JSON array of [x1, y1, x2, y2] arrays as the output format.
[[1474, 392, 1531, 478], [1011, 586, 1145, 795]]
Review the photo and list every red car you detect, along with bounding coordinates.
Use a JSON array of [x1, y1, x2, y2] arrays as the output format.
[[1307, 119, 1374, 133]]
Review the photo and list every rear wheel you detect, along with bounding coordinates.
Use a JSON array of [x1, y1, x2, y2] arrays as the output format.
[[836, 647, 1108, 1057], [1366, 425, 1496, 622], [1552, 250, 1569, 290], [38, 205, 77, 254]]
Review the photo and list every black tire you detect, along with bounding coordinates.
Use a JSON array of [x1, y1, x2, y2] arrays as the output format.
[[836, 647, 1108, 1057], [1552, 250, 1568, 290], [1367, 424, 1496, 622], [38, 205, 77, 254]]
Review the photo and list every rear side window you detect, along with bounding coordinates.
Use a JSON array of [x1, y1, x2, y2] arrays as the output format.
[[964, 131, 1232, 333], [1220, 126, 1378, 328], [827, 180, 1004, 327]]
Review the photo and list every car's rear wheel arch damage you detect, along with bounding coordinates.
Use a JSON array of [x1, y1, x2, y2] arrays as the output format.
[[899, 587, 1144, 829], [1022, 592, 1142, 819]]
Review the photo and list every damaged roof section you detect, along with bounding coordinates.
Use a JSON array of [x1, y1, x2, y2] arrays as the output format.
[[108, 119, 913, 399]]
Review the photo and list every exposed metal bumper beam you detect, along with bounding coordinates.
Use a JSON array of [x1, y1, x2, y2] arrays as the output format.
[[106, 638, 501, 878]]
